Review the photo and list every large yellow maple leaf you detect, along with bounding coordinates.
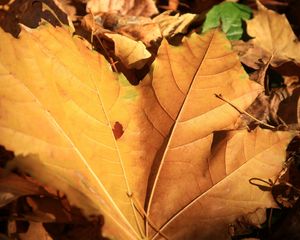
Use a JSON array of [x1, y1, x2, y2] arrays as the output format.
[[0, 24, 295, 239]]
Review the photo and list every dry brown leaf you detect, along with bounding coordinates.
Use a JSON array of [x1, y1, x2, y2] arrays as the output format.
[[235, 93, 271, 129], [0, 169, 47, 207], [82, 12, 162, 47], [0, 22, 295, 240], [83, 11, 199, 47], [53, 0, 77, 21], [86, 0, 158, 17], [19, 222, 53, 240], [153, 11, 199, 38], [232, 40, 270, 70], [105, 33, 151, 69], [234, 1, 300, 68]]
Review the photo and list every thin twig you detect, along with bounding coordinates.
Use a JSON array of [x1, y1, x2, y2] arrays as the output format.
[[215, 93, 276, 129]]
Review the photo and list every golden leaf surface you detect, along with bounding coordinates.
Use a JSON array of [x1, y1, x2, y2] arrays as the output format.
[[138, 30, 292, 239], [0, 23, 295, 240], [0, 24, 146, 239], [148, 128, 293, 239]]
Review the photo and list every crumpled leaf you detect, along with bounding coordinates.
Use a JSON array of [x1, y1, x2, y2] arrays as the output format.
[[86, 0, 158, 17], [153, 11, 199, 38], [105, 33, 151, 69], [83, 11, 199, 47], [202, 2, 252, 40], [234, 1, 300, 68]]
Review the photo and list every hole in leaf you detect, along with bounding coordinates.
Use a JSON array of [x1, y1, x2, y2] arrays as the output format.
[[112, 122, 124, 140]]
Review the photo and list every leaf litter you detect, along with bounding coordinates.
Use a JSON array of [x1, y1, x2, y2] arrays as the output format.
[[0, 0, 300, 239]]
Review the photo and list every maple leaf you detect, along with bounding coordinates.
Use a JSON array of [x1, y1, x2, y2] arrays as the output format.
[[0, 23, 295, 240], [138, 29, 294, 239], [233, 0, 300, 68], [148, 128, 293, 239], [0, 24, 144, 239]]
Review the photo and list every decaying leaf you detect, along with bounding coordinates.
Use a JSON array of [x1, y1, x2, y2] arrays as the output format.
[[230, 208, 266, 239], [234, 1, 300, 68], [105, 33, 151, 69], [86, 0, 158, 17], [0, 21, 295, 240], [19, 222, 53, 240], [0, 169, 47, 207], [153, 11, 199, 38], [83, 11, 199, 47], [53, 0, 77, 21]]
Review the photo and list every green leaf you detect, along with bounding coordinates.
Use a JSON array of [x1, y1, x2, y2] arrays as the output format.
[[202, 2, 252, 40]]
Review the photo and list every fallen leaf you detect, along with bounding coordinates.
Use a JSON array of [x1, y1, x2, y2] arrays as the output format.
[[86, 0, 158, 17], [105, 33, 151, 69], [276, 87, 300, 125], [235, 92, 271, 129], [145, 124, 293, 238], [138, 30, 289, 239], [0, 21, 294, 240], [83, 11, 200, 48], [53, 0, 77, 21], [235, 1, 300, 67], [202, 2, 252, 40], [19, 222, 53, 240], [153, 11, 199, 38], [0, 24, 144, 239], [0, 0, 71, 37], [82, 12, 162, 47], [0, 169, 47, 207], [232, 40, 271, 69], [230, 208, 266, 238], [237, 208, 267, 229]]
